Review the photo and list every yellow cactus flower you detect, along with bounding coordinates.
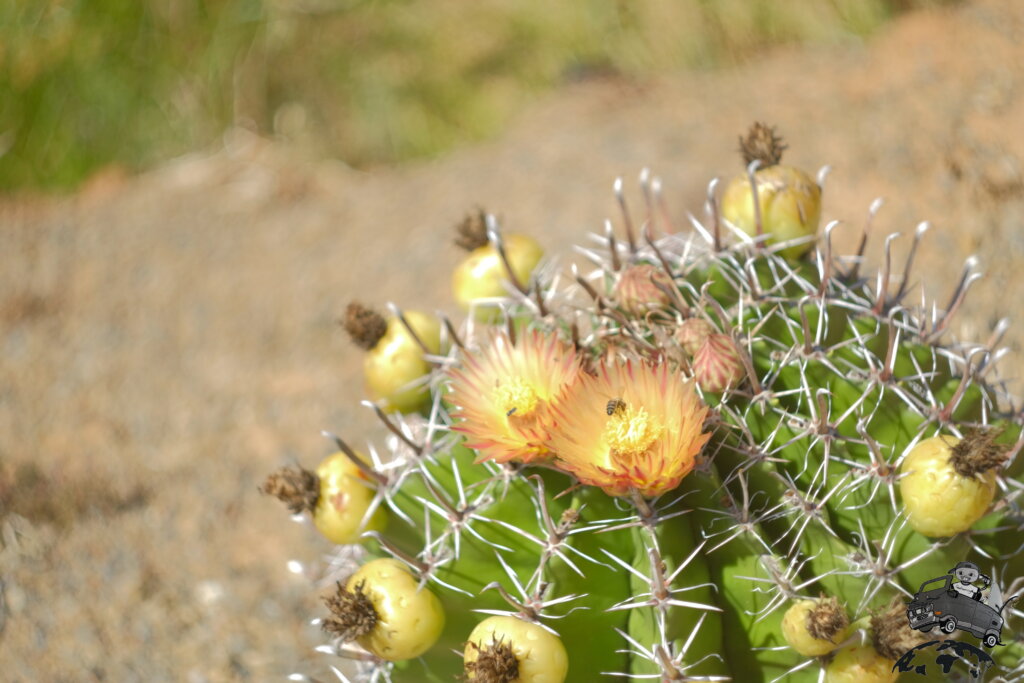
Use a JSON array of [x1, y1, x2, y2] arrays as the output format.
[[447, 330, 581, 464], [546, 359, 710, 497]]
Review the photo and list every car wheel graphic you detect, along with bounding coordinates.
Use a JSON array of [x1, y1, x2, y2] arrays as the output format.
[[941, 617, 957, 634], [983, 633, 998, 648]]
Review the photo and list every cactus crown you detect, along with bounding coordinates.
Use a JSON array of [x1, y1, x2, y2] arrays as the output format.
[[272, 136, 1024, 682]]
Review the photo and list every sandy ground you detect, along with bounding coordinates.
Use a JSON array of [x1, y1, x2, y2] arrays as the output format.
[[2, 0, 1024, 679]]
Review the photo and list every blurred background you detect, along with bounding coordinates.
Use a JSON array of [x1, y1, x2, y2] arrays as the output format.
[[3, 0, 949, 191], [3, 0, 1024, 680]]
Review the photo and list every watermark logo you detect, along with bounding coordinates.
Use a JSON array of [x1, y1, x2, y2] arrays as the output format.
[[894, 562, 1018, 678]]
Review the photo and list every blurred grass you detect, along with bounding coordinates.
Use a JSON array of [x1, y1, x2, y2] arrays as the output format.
[[0, 0, 950, 191]]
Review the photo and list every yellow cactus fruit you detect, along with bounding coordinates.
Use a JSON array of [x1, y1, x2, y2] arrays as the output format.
[[323, 558, 445, 661], [344, 303, 442, 413], [261, 451, 386, 545], [781, 597, 849, 657], [899, 432, 1005, 537], [825, 644, 897, 683], [720, 122, 822, 259], [464, 615, 568, 683], [451, 208, 543, 321], [312, 452, 386, 544]]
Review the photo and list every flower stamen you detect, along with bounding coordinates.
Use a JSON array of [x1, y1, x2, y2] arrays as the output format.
[[605, 405, 662, 458], [495, 377, 541, 420]]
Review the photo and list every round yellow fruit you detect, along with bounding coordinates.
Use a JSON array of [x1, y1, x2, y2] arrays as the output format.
[[720, 164, 821, 259], [364, 310, 441, 413], [781, 599, 847, 656], [899, 435, 997, 537], [464, 615, 568, 682], [313, 452, 387, 545], [825, 644, 897, 683], [452, 233, 543, 321], [346, 558, 445, 661]]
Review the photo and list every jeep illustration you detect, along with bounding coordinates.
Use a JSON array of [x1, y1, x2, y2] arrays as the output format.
[[906, 572, 1017, 648]]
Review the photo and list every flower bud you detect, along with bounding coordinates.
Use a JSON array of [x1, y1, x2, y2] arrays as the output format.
[[693, 333, 745, 393], [675, 318, 716, 357], [613, 264, 674, 315]]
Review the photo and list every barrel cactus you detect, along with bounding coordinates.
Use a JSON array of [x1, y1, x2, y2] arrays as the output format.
[[266, 128, 1024, 682]]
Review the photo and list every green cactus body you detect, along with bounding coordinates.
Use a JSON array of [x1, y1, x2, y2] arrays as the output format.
[[278, 167, 1024, 683]]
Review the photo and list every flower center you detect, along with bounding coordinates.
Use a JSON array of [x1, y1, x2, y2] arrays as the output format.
[[494, 377, 541, 418], [604, 404, 662, 456]]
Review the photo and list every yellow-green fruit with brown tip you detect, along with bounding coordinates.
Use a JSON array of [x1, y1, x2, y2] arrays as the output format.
[[899, 435, 997, 537], [346, 558, 445, 661], [452, 234, 543, 322], [721, 165, 821, 259], [781, 599, 848, 656], [364, 310, 442, 413], [313, 452, 386, 545], [825, 644, 897, 683], [464, 615, 568, 683]]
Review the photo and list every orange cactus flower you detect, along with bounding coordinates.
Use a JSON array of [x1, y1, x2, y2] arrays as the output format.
[[447, 330, 581, 464], [546, 360, 711, 497]]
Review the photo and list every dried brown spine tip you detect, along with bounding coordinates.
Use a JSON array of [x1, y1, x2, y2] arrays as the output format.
[[322, 580, 379, 641], [260, 465, 319, 515], [739, 121, 788, 167], [343, 302, 388, 350]]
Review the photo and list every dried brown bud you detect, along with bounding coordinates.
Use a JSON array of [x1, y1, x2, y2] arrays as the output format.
[[454, 207, 491, 251], [463, 635, 520, 683], [342, 302, 388, 350], [322, 580, 379, 642], [260, 465, 319, 515], [806, 596, 849, 643], [739, 122, 787, 167], [951, 426, 1010, 478], [871, 598, 931, 661]]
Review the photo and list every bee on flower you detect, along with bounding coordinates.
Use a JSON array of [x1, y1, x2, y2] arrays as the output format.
[[447, 330, 581, 465], [545, 359, 711, 497]]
